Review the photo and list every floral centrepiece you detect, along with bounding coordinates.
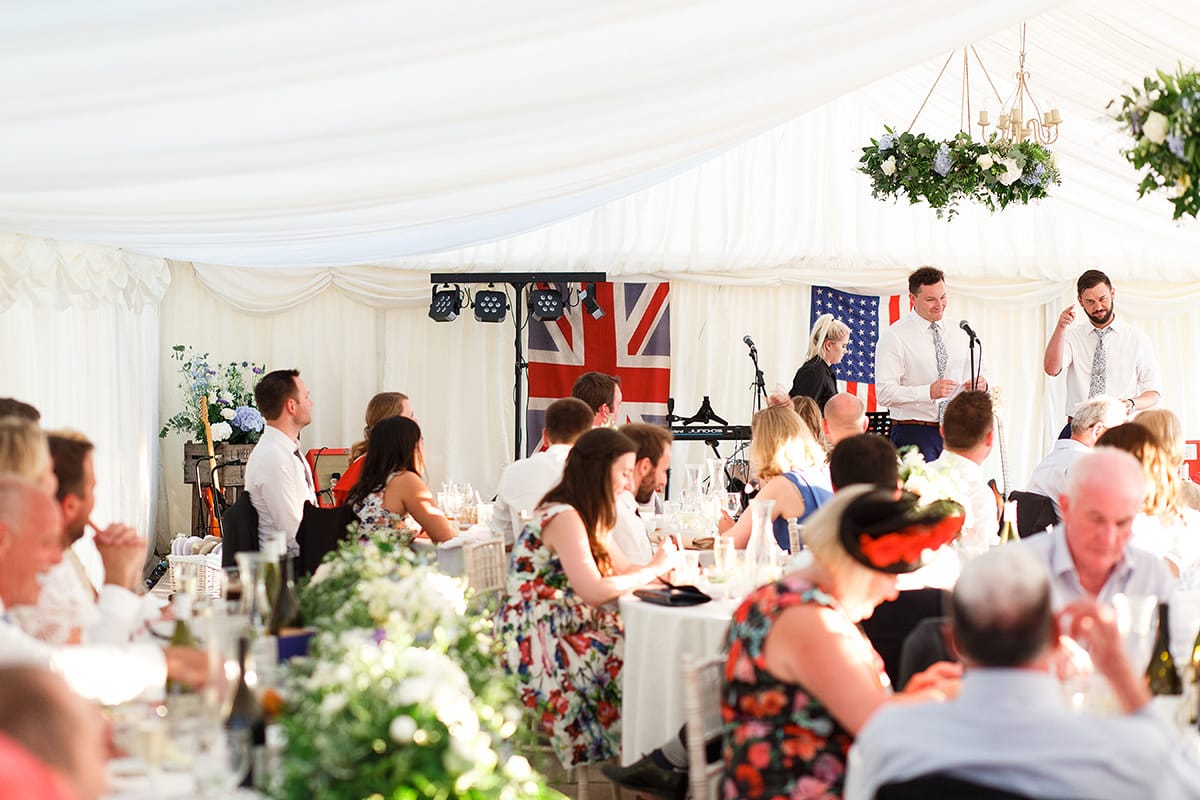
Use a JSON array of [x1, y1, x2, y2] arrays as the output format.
[[1111, 65, 1200, 219], [280, 529, 558, 799], [859, 128, 1060, 218], [898, 447, 970, 521], [159, 345, 266, 443]]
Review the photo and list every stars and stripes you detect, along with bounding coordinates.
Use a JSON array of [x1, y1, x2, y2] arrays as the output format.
[[526, 282, 670, 455], [810, 285, 908, 412]]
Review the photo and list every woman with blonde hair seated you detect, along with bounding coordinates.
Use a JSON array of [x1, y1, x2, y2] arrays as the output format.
[[790, 313, 851, 411], [333, 392, 413, 506], [0, 419, 56, 496], [1096, 422, 1199, 580], [723, 487, 964, 799], [1135, 408, 1200, 511], [500, 427, 675, 769], [722, 400, 830, 552]]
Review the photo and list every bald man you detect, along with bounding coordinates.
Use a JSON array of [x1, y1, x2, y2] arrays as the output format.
[[1021, 447, 1173, 607], [822, 393, 869, 445], [851, 546, 1171, 800]]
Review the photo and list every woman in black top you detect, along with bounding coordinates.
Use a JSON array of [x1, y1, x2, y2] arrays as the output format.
[[789, 313, 850, 412]]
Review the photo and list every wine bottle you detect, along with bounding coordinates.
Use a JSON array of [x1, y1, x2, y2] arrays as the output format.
[[1145, 602, 1183, 696], [226, 635, 265, 788], [998, 500, 1017, 544], [269, 555, 301, 635], [261, 535, 281, 614], [165, 591, 201, 712], [1190, 616, 1200, 724]]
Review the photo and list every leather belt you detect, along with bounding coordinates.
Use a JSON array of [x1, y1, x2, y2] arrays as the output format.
[[891, 419, 940, 427]]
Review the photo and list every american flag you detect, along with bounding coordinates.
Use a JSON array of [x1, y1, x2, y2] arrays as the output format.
[[526, 282, 670, 455], [810, 285, 909, 412]]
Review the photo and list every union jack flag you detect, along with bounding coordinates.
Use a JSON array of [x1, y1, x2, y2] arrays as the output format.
[[526, 282, 670, 455], [810, 285, 909, 412]]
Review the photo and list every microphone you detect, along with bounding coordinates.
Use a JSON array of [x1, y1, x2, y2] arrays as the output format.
[[743, 335, 758, 357], [959, 320, 980, 341]]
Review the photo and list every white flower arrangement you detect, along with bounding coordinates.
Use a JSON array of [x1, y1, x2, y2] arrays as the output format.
[[898, 447, 972, 516], [281, 630, 551, 799]]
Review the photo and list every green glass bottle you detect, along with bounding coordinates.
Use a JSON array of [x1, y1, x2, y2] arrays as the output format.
[[1145, 602, 1183, 696], [998, 500, 1017, 545], [165, 591, 201, 713], [269, 556, 301, 635]]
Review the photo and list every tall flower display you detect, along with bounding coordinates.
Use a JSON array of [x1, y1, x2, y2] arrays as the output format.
[[159, 345, 266, 444]]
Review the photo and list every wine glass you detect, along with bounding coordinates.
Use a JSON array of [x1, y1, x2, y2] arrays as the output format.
[[194, 724, 252, 796], [724, 492, 742, 521]]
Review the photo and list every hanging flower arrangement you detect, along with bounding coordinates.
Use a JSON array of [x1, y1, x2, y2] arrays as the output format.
[[1111, 65, 1200, 219], [858, 128, 1060, 219]]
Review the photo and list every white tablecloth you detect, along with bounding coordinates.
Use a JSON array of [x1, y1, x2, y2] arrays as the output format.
[[618, 594, 739, 765]]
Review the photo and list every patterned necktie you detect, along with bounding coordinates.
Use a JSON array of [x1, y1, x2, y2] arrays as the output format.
[[931, 322, 949, 420], [1088, 327, 1113, 398], [294, 449, 315, 492]]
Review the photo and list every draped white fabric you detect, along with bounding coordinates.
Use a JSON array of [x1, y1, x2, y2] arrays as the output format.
[[0, 0, 1056, 266]]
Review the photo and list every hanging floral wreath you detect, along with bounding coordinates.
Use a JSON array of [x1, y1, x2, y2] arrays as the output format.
[[1111, 65, 1200, 219], [859, 128, 1060, 218]]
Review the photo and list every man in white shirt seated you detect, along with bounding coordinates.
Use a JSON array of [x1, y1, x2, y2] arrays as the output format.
[[11, 431, 154, 644], [1022, 447, 1174, 607], [244, 369, 317, 556], [489, 398, 594, 546], [0, 477, 204, 702], [1026, 395, 1125, 515], [611, 424, 673, 565], [571, 371, 623, 427], [929, 391, 999, 546], [849, 545, 1172, 800], [822, 392, 869, 446]]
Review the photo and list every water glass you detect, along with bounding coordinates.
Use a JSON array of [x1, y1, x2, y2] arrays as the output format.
[[714, 535, 737, 573], [1112, 593, 1158, 670], [194, 724, 252, 797], [724, 492, 742, 521]]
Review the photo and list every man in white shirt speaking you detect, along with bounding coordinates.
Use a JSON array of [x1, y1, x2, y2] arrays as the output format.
[[1043, 269, 1159, 438], [489, 397, 594, 546], [875, 267, 986, 461], [243, 369, 316, 556]]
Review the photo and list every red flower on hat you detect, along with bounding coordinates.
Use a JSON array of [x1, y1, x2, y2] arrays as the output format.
[[856, 515, 963, 569]]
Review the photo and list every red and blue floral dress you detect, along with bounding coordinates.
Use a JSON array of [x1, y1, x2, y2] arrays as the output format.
[[723, 576, 883, 800], [500, 504, 624, 766]]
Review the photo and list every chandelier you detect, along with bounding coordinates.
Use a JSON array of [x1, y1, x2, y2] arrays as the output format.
[[975, 24, 1061, 145]]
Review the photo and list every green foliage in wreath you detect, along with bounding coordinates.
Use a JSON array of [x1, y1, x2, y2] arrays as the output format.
[[1111, 64, 1200, 219], [859, 128, 1060, 218]]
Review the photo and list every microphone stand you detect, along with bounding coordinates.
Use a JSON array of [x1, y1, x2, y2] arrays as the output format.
[[748, 345, 767, 412], [967, 334, 981, 391]]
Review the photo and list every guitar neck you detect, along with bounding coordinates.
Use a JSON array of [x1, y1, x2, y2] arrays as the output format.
[[200, 396, 222, 494]]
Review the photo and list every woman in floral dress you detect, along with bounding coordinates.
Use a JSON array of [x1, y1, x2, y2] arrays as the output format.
[[344, 416, 454, 543], [724, 487, 965, 799], [500, 427, 675, 767]]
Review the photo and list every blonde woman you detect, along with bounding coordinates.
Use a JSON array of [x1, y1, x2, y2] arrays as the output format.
[[722, 401, 831, 551], [0, 418, 57, 496], [1096, 423, 1199, 578], [1136, 408, 1200, 511], [790, 313, 851, 411], [333, 392, 413, 506]]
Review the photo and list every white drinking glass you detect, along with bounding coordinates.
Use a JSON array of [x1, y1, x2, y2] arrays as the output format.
[[1112, 593, 1158, 671]]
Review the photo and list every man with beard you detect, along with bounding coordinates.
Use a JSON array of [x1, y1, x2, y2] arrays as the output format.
[[1044, 270, 1159, 438], [610, 424, 673, 565]]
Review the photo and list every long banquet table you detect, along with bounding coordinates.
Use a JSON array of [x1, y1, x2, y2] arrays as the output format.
[[618, 593, 739, 765]]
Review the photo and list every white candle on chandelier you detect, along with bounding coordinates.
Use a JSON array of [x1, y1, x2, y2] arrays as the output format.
[[978, 109, 989, 126], [1050, 107, 1062, 124], [1043, 111, 1052, 126]]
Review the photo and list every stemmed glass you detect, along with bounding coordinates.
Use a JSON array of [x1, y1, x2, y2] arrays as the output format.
[[724, 492, 742, 521]]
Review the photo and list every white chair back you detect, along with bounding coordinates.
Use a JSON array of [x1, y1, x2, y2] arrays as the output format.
[[683, 651, 726, 800], [463, 535, 506, 596]]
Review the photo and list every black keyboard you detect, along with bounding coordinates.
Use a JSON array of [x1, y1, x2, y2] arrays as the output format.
[[667, 425, 751, 441]]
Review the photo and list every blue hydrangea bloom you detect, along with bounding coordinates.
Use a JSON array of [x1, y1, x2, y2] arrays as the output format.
[[1183, 97, 1194, 115], [932, 144, 952, 177], [232, 406, 265, 433], [1021, 163, 1047, 187], [879, 133, 896, 152], [1167, 134, 1186, 158]]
